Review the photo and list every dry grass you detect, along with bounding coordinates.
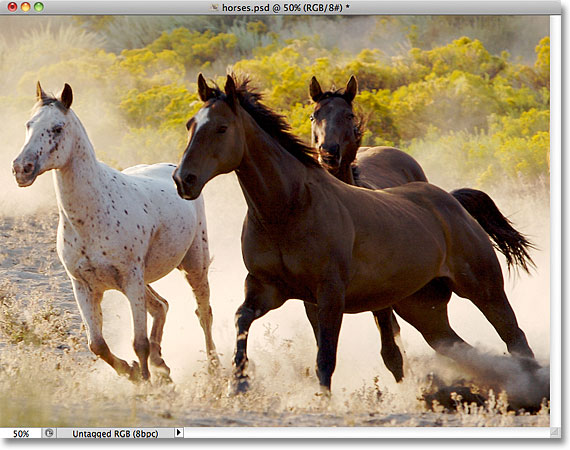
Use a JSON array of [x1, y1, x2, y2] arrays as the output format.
[[0, 282, 78, 348], [0, 207, 550, 428]]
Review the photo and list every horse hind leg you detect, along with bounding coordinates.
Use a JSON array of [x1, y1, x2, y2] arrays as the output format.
[[372, 308, 404, 383], [449, 251, 535, 361], [460, 284, 534, 360], [178, 237, 219, 369], [394, 279, 473, 360], [145, 285, 171, 381]]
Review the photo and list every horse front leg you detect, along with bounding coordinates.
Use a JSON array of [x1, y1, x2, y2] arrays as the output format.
[[179, 232, 219, 370], [71, 279, 134, 379], [230, 274, 286, 395], [315, 282, 345, 393]]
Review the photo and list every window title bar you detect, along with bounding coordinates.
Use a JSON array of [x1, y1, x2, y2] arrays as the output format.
[[0, 1, 562, 16]]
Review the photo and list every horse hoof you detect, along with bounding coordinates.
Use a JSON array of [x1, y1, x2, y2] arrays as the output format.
[[128, 361, 142, 383], [154, 372, 173, 385], [316, 385, 331, 398], [391, 368, 404, 383], [207, 356, 221, 375], [228, 376, 250, 396], [151, 358, 171, 377]]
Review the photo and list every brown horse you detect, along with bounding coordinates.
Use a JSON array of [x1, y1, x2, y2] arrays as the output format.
[[308, 75, 536, 383], [310, 75, 427, 189], [173, 74, 535, 394]]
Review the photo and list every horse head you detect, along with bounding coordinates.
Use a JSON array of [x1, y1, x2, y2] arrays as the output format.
[[309, 75, 361, 173], [173, 74, 245, 200], [13, 82, 75, 187]]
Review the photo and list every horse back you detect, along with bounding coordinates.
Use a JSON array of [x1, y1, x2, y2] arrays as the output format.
[[385, 182, 502, 279], [118, 163, 205, 282], [355, 146, 427, 189], [383, 182, 483, 240], [335, 181, 500, 309]]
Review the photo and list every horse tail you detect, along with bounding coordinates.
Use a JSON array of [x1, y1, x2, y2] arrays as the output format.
[[450, 188, 536, 274]]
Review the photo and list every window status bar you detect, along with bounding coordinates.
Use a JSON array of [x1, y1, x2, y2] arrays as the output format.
[[3, 427, 184, 439], [0, 426, 560, 439]]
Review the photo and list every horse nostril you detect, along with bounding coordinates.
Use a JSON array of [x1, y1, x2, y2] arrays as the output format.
[[322, 144, 340, 160], [23, 162, 34, 174], [173, 170, 198, 199], [184, 173, 197, 186]]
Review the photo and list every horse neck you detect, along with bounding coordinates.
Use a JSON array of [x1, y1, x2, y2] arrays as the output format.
[[335, 159, 357, 186], [236, 111, 311, 223], [52, 112, 108, 217]]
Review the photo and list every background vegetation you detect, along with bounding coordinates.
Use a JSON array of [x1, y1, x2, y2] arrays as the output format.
[[0, 15, 550, 194]]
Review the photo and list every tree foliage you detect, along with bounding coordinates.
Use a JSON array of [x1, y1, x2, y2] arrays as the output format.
[[0, 18, 550, 191]]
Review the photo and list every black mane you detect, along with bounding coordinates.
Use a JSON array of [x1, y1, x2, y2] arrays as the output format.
[[210, 76, 321, 168]]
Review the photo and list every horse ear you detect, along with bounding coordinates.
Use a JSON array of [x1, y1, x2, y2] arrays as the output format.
[[197, 73, 213, 102], [36, 81, 47, 101], [60, 83, 73, 109], [224, 74, 237, 113], [344, 75, 358, 104], [309, 76, 323, 102]]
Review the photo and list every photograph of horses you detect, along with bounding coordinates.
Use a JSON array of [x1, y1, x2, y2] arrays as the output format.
[[0, 14, 551, 428]]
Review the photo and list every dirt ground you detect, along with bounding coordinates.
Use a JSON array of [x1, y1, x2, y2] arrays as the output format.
[[0, 204, 550, 429]]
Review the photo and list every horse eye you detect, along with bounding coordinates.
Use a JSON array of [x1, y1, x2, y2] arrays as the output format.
[[217, 125, 228, 134], [309, 114, 315, 122], [347, 113, 355, 120], [314, 134, 319, 143], [53, 125, 63, 134]]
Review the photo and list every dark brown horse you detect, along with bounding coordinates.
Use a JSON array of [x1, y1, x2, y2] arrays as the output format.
[[310, 75, 427, 189], [308, 75, 536, 383], [174, 74, 535, 394]]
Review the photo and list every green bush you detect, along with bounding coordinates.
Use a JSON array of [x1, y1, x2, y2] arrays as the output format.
[[0, 18, 550, 192]]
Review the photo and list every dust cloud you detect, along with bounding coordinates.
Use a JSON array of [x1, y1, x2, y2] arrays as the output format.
[[96, 162, 550, 411]]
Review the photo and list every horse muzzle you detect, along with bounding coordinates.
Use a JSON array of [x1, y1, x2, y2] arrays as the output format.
[[173, 169, 201, 200], [12, 158, 39, 187], [319, 154, 341, 172], [319, 144, 342, 172]]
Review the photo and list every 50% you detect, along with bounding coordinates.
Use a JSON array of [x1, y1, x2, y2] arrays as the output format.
[[13, 429, 30, 438], [283, 4, 302, 11]]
